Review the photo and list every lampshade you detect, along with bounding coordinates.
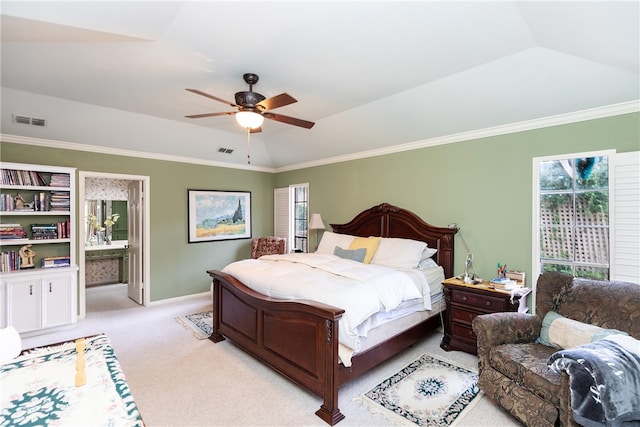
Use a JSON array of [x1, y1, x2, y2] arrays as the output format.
[[309, 213, 325, 230], [235, 111, 264, 129]]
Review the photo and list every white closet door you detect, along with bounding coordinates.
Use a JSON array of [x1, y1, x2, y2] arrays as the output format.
[[274, 187, 291, 252], [611, 151, 640, 283]]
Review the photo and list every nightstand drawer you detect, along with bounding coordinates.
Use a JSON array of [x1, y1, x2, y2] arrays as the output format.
[[451, 306, 480, 325], [451, 322, 476, 341], [451, 291, 506, 311]]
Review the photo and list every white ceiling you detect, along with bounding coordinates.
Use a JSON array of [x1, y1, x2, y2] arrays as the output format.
[[1, 1, 638, 170]]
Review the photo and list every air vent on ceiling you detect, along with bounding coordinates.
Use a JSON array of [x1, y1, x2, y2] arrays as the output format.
[[12, 115, 47, 127], [31, 118, 46, 127], [14, 115, 30, 124], [217, 147, 234, 154]]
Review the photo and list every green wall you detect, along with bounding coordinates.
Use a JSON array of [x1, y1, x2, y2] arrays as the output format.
[[276, 112, 640, 282], [2, 112, 638, 300], [0, 143, 275, 301]]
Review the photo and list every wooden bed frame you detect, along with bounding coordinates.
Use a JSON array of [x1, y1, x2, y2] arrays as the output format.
[[207, 203, 457, 424]]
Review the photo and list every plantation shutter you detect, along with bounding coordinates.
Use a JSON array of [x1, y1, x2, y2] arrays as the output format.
[[274, 187, 291, 253], [611, 151, 640, 282]]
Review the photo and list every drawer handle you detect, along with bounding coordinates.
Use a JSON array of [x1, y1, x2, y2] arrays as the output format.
[[29, 284, 33, 295], [485, 301, 492, 306], [49, 283, 52, 292], [462, 296, 467, 301]]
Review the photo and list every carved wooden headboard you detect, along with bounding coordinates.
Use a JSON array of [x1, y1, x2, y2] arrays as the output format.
[[330, 203, 457, 279]]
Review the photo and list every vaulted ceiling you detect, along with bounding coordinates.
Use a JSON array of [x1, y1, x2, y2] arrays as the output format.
[[1, 1, 638, 170]]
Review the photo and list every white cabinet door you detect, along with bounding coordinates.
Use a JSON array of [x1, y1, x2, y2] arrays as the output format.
[[5, 276, 41, 333], [42, 273, 76, 328], [2, 268, 77, 334]]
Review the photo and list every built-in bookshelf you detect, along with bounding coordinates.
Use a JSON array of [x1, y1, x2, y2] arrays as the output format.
[[0, 162, 78, 336], [0, 162, 76, 272]]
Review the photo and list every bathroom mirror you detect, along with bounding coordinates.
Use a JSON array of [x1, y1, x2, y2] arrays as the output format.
[[85, 200, 128, 244]]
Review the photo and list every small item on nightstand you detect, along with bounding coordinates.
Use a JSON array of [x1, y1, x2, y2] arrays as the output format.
[[463, 273, 483, 285]]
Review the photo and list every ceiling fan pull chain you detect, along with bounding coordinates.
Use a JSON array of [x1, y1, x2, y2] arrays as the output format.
[[246, 128, 251, 164]]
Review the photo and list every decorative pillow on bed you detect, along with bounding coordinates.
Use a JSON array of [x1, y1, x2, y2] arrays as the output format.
[[316, 231, 355, 255], [418, 247, 438, 266], [348, 237, 381, 264], [538, 311, 629, 349], [333, 246, 367, 263], [418, 257, 439, 269], [370, 237, 427, 269]]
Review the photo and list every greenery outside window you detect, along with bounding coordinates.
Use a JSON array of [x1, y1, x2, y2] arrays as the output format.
[[534, 150, 613, 281], [293, 185, 308, 253]]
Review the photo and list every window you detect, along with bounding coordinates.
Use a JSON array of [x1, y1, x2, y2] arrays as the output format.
[[533, 150, 613, 281], [292, 185, 309, 252], [274, 183, 309, 253]]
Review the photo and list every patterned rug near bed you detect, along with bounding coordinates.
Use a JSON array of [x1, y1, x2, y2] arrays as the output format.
[[362, 353, 482, 427], [176, 311, 212, 339]]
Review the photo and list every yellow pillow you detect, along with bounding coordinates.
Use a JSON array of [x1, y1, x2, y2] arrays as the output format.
[[348, 237, 381, 264]]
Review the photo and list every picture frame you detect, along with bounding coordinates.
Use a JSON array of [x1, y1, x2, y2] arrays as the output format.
[[187, 190, 251, 243]]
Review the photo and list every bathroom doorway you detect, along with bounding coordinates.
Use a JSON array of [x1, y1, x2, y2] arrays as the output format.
[[78, 171, 150, 318]]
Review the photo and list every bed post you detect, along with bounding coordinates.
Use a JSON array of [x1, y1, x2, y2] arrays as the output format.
[[315, 319, 345, 425], [209, 278, 225, 343]]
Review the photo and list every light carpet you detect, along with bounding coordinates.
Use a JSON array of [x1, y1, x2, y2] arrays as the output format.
[[362, 353, 482, 427], [176, 310, 212, 339], [22, 289, 521, 426]]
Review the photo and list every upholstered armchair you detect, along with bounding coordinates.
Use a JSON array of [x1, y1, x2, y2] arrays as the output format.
[[250, 236, 286, 259], [472, 272, 640, 427]]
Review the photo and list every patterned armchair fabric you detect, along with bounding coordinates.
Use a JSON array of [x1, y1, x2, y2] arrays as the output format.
[[251, 236, 286, 259], [472, 272, 640, 427]]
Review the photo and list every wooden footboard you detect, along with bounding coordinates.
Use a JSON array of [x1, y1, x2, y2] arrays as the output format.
[[208, 270, 347, 425]]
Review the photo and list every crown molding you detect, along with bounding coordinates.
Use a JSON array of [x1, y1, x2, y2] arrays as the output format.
[[276, 100, 640, 172], [2, 100, 637, 174], [0, 134, 276, 173]]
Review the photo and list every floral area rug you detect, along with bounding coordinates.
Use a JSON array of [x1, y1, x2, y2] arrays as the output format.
[[176, 311, 212, 339], [361, 353, 482, 427]]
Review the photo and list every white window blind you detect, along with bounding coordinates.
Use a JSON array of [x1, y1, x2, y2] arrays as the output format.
[[274, 187, 291, 252], [611, 151, 640, 283]]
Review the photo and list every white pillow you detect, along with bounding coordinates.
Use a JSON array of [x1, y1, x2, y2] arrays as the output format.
[[418, 257, 438, 269], [418, 247, 438, 267], [316, 231, 355, 255], [0, 326, 22, 363], [370, 237, 427, 269]]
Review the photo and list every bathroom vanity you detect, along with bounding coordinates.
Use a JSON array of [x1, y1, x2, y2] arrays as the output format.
[[85, 241, 128, 286]]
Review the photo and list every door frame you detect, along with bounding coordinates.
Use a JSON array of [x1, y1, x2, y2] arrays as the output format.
[[78, 171, 151, 318]]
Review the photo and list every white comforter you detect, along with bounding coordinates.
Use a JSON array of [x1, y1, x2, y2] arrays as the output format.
[[221, 253, 430, 358]]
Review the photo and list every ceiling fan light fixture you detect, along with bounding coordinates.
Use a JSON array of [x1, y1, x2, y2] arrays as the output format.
[[236, 111, 264, 129]]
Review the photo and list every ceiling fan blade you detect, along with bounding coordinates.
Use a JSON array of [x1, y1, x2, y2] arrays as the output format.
[[256, 93, 297, 111], [185, 88, 238, 108], [264, 112, 315, 129], [185, 111, 235, 119]]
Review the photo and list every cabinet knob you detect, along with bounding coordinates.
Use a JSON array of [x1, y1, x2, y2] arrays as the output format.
[[485, 300, 492, 306], [462, 295, 467, 301]]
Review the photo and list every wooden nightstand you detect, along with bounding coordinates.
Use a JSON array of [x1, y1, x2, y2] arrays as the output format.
[[440, 277, 531, 355]]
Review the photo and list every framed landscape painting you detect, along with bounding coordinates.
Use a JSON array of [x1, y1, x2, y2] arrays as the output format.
[[188, 190, 251, 243]]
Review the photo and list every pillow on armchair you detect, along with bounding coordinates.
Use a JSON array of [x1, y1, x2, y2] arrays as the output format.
[[538, 311, 628, 349]]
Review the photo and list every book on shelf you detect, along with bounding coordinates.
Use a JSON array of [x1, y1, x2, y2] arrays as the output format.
[[0, 169, 48, 187], [31, 223, 58, 240], [0, 250, 21, 272], [41, 256, 71, 268], [0, 224, 28, 240], [49, 173, 70, 188]]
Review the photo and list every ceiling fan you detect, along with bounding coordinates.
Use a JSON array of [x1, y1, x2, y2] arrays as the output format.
[[185, 73, 315, 133]]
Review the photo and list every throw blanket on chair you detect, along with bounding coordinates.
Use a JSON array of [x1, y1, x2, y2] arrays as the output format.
[[548, 335, 640, 427]]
